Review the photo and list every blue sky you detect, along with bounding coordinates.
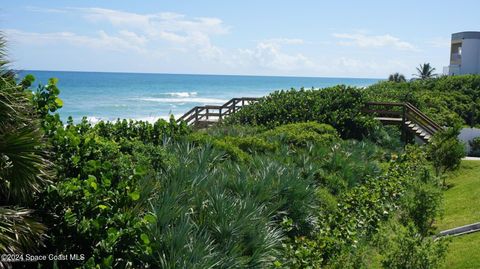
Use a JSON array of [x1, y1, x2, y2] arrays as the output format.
[[2, 0, 479, 78]]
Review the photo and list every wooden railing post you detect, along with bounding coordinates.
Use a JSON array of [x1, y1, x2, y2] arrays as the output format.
[[195, 107, 198, 124]]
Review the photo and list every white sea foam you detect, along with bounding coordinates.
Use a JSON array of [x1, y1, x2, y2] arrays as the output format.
[[85, 114, 183, 125], [139, 97, 228, 104], [86, 116, 102, 124], [164, 92, 198, 97], [135, 114, 183, 123]]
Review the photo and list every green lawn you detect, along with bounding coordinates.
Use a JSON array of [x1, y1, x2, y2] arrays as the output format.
[[443, 232, 480, 269], [437, 160, 480, 231], [438, 160, 480, 269]]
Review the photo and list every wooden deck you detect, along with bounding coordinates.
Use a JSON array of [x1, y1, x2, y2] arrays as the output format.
[[176, 97, 260, 126]]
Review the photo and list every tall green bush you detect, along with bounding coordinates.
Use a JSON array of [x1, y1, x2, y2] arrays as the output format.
[[377, 221, 448, 269], [427, 126, 465, 178], [226, 86, 379, 139]]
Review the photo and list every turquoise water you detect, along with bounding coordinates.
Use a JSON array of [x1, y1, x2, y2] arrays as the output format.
[[18, 70, 380, 123]]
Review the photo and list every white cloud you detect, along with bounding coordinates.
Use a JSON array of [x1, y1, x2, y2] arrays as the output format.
[[11, 7, 430, 77], [74, 8, 229, 61], [428, 37, 450, 48], [12, 7, 314, 73], [236, 40, 314, 71], [77, 7, 152, 29], [74, 7, 229, 38], [262, 38, 305, 45], [5, 29, 146, 53], [25, 6, 67, 13], [12, 7, 232, 62], [333, 32, 416, 51]]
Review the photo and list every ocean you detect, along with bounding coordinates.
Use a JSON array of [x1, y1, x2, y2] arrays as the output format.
[[18, 70, 380, 123]]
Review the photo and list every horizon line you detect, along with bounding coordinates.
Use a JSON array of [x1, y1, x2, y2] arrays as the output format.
[[16, 68, 383, 81]]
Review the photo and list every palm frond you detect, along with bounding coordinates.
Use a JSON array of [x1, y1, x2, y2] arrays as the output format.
[[0, 207, 46, 254], [414, 63, 437, 79], [0, 33, 15, 81], [0, 125, 50, 204]]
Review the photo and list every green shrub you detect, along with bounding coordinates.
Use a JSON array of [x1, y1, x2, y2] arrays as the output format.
[[261, 122, 339, 146], [427, 126, 465, 178], [226, 86, 379, 139], [143, 143, 317, 268], [306, 140, 383, 194], [205, 124, 267, 138], [212, 139, 251, 161], [224, 136, 278, 153], [365, 75, 480, 127], [400, 169, 442, 236], [469, 136, 480, 157], [377, 221, 449, 269], [94, 116, 190, 145], [187, 130, 277, 161], [276, 235, 324, 268], [398, 146, 443, 236], [186, 132, 251, 161]]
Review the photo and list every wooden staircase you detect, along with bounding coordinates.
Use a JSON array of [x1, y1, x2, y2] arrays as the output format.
[[363, 102, 443, 142], [176, 97, 260, 127]]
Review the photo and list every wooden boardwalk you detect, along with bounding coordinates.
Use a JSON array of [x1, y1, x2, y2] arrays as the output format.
[[177, 98, 443, 143]]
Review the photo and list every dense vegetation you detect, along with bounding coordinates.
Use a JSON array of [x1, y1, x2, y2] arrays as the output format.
[[1, 35, 477, 267], [225, 85, 379, 140], [365, 75, 480, 127]]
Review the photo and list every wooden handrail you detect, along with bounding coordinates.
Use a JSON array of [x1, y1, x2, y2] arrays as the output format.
[[405, 102, 442, 131], [365, 101, 405, 107], [363, 101, 443, 138], [177, 97, 261, 126]]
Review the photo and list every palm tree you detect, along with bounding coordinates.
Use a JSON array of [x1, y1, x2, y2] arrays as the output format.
[[388, 73, 406, 83], [414, 63, 437, 79], [0, 33, 48, 257]]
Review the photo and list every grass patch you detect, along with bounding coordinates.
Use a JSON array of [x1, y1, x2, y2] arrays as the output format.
[[437, 160, 480, 231], [443, 232, 480, 269], [439, 160, 480, 269]]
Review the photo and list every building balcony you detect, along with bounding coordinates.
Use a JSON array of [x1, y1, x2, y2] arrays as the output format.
[[444, 65, 461, 75], [450, 53, 462, 65]]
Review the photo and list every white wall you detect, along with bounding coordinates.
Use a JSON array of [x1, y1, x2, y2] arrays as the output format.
[[460, 39, 480, 75], [459, 127, 480, 154]]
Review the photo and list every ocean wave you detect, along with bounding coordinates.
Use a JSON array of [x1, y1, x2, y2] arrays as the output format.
[[84, 114, 184, 125], [134, 114, 183, 122], [138, 97, 228, 104], [86, 116, 102, 124], [164, 91, 198, 97]]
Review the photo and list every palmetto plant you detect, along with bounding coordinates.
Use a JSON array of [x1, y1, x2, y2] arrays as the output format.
[[0, 33, 48, 260], [142, 143, 318, 268], [388, 73, 406, 83], [414, 63, 437, 79]]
